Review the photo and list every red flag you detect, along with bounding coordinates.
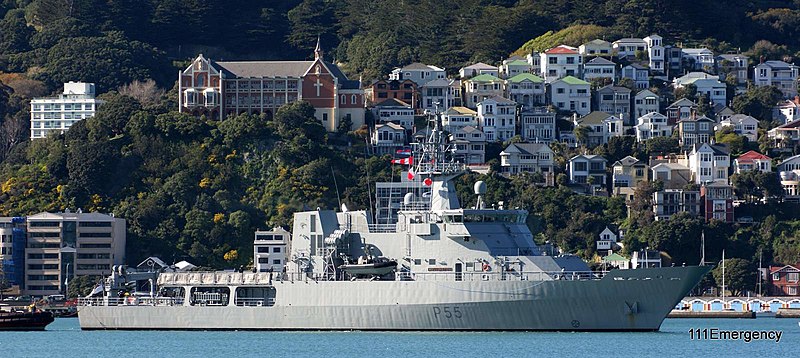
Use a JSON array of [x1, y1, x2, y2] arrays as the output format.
[[407, 168, 415, 180], [391, 156, 414, 165], [423, 177, 433, 186]]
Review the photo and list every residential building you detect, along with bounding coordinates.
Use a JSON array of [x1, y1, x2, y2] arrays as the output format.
[[30, 82, 103, 140], [582, 57, 616, 82], [459, 63, 499, 79], [674, 73, 727, 107], [596, 226, 620, 252], [612, 156, 649, 187], [768, 264, 800, 296], [700, 181, 734, 222], [612, 38, 647, 58], [773, 97, 800, 125], [421, 78, 458, 111], [720, 114, 758, 142], [442, 106, 478, 131], [178, 43, 365, 132], [665, 45, 684, 77], [651, 161, 692, 188], [372, 98, 414, 129], [549, 76, 591, 115], [574, 111, 623, 147], [688, 143, 731, 184], [734, 151, 771, 173], [621, 64, 650, 89], [520, 107, 556, 142], [476, 96, 516, 142], [778, 155, 800, 200], [644, 35, 665, 74], [25, 211, 126, 297], [499, 143, 555, 182], [602, 253, 630, 269], [714, 105, 735, 122], [451, 126, 485, 165], [369, 79, 418, 108], [389, 63, 446, 87], [506, 73, 545, 107], [371, 122, 406, 155], [677, 115, 715, 149], [716, 53, 749, 85], [253, 227, 290, 272], [767, 120, 800, 151], [568, 155, 608, 193], [754, 60, 799, 98], [635, 112, 671, 142], [631, 249, 662, 268], [652, 189, 701, 220], [579, 39, 612, 56], [682, 48, 716, 72], [596, 85, 632, 123], [665, 98, 697, 125], [0, 217, 26, 289], [540, 45, 582, 82], [499, 57, 532, 79], [633, 89, 660, 118], [526, 52, 542, 75], [464, 74, 505, 108]]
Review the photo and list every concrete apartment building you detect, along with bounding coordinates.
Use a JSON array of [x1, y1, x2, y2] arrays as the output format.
[[254, 227, 290, 272], [25, 211, 126, 297], [30, 82, 103, 140]]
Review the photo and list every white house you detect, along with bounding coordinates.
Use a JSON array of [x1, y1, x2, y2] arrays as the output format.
[[674, 73, 727, 107], [734, 151, 771, 173], [754, 60, 799, 98], [499, 57, 532, 79], [596, 226, 620, 252], [464, 74, 505, 108], [371, 122, 406, 155], [460, 62, 499, 79], [635, 112, 671, 142], [773, 98, 800, 125], [621, 64, 650, 89], [500, 142, 555, 177], [549, 76, 591, 115], [720, 114, 758, 142], [582, 57, 616, 82], [389, 63, 446, 86], [526, 52, 542, 75], [506, 73, 545, 107], [688, 143, 731, 184], [612, 38, 647, 58], [681, 48, 716, 72], [421, 78, 458, 111], [30, 82, 103, 140], [634, 89, 660, 118], [612, 156, 649, 187], [520, 107, 556, 142], [579, 39, 612, 56], [568, 154, 608, 193], [451, 126, 486, 165], [575, 111, 624, 147], [596, 85, 632, 123], [372, 98, 414, 129], [442, 106, 478, 131], [644, 34, 665, 74], [476, 96, 516, 142], [540, 45, 582, 82], [716, 53, 749, 85], [778, 154, 800, 199]]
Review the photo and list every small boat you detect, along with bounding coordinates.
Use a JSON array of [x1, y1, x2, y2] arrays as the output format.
[[0, 310, 55, 331], [339, 260, 397, 276]]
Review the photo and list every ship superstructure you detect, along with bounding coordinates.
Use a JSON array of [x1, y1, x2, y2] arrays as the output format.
[[77, 112, 710, 331]]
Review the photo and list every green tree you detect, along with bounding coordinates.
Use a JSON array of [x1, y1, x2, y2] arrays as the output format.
[[732, 85, 783, 121], [712, 258, 757, 296], [645, 136, 679, 155], [0, 9, 32, 54], [88, 93, 142, 139]]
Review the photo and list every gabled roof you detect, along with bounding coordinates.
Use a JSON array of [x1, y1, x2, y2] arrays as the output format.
[[613, 156, 644, 167], [602, 253, 628, 262], [545, 45, 578, 55], [373, 98, 411, 108], [446, 106, 477, 116], [613, 38, 646, 44], [376, 122, 405, 131], [578, 111, 614, 125], [584, 39, 611, 46], [736, 150, 770, 162], [422, 78, 452, 87], [215, 60, 313, 78], [635, 89, 658, 98], [682, 48, 714, 54], [507, 73, 544, 83], [462, 62, 497, 71], [769, 264, 799, 274], [459, 125, 483, 134], [468, 74, 503, 82], [757, 60, 798, 70], [624, 63, 649, 70], [714, 104, 734, 115], [570, 154, 607, 162], [554, 76, 589, 86], [585, 57, 616, 66], [651, 162, 690, 171], [725, 114, 757, 123], [505, 59, 530, 66], [693, 143, 730, 155], [502, 143, 553, 156], [401, 62, 434, 70], [479, 95, 516, 105], [678, 115, 714, 123], [779, 154, 800, 167], [667, 98, 697, 108], [597, 85, 631, 94]]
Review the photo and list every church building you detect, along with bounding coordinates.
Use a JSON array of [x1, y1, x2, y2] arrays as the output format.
[[178, 40, 364, 132]]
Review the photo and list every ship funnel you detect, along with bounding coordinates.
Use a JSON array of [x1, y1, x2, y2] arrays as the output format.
[[403, 193, 414, 206], [474, 181, 487, 209]]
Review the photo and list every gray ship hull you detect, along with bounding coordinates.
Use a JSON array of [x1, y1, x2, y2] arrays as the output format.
[[78, 266, 709, 331]]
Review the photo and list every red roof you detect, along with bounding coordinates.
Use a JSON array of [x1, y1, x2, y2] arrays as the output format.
[[770, 264, 800, 274], [545, 45, 578, 55], [736, 150, 771, 163]]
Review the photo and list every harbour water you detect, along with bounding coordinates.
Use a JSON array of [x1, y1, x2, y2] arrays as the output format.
[[4, 318, 798, 357]]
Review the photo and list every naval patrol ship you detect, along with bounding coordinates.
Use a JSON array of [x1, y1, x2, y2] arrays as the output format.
[[77, 113, 710, 331]]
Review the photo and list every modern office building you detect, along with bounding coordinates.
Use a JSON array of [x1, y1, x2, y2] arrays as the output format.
[[0, 217, 26, 290], [30, 82, 103, 140]]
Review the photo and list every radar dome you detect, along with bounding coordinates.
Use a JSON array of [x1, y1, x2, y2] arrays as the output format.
[[403, 193, 414, 205], [474, 181, 487, 195]]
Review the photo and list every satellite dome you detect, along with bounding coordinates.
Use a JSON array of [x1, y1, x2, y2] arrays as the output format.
[[474, 181, 487, 195]]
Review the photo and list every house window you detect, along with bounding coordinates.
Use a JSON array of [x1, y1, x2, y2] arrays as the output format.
[[352, 94, 358, 104], [789, 286, 798, 295], [272, 247, 281, 253], [549, 57, 557, 64], [773, 273, 780, 281], [788, 272, 799, 282], [322, 113, 328, 122]]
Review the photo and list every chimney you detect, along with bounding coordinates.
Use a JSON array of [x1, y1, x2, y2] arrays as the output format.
[[759, 55, 765, 64], [794, 95, 800, 105]]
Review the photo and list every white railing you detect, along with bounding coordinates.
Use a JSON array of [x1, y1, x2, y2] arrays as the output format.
[[234, 298, 276, 307], [398, 271, 605, 282], [78, 297, 185, 307]]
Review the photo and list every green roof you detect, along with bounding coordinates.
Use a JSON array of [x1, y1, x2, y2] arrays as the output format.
[[602, 253, 628, 262], [507, 59, 529, 66], [558, 76, 589, 85], [508, 73, 544, 83], [469, 74, 503, 82]]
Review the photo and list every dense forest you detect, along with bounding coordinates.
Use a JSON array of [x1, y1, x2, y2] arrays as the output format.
[[1, 0, 800, 277]]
